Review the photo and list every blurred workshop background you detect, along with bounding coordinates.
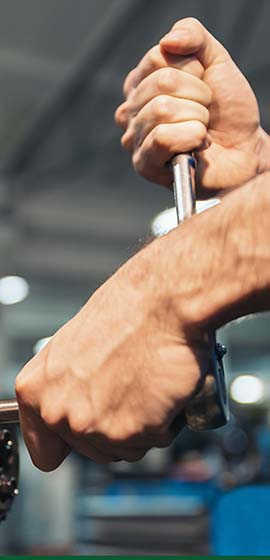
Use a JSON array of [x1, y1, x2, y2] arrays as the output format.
[[0, 0, 270, 555]]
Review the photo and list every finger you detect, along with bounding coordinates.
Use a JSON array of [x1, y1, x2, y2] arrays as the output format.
[[145, 415, 187, 449], [123, 45, 204, 97], [169, 412, 187, 437], [38, 388, 117, 465], [105, 446, 148, 463], [132, 120, 208, 187], [122, 96, 209, 153], [18, 403, 70, 471], [61, 433, 116, 464], [60, 426, 149, 463], [15, 354, 70, 471], [87, 428, 176, 452], [160, 17, 231, 69], [117, 69, 211, 132]]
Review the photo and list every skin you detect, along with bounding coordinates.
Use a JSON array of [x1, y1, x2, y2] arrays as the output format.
[[16, 173, 270, 471], [15, 19, 270, 471], [115, 17, 270, 193]]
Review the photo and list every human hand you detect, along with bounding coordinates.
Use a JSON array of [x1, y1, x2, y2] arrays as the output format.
[[15, 170, 270, 471], [115, 18, 270, 194], [15, 238, 211, 471]]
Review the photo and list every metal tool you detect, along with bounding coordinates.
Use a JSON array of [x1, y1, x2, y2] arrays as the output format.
[[0, 398, 19, 425], [172, 153, 229, 430], [0, 399, 19, 522]]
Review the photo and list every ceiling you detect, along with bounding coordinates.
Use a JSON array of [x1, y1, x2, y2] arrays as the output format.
[[0, 0, 269, 391]]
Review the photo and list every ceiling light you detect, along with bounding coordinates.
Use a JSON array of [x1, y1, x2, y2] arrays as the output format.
[[230, 375, 264, 405], [0, 276, 29, 305], [151, 199, 220, 237], [151, 207, 177, 237], [33, 337, 52, 355]]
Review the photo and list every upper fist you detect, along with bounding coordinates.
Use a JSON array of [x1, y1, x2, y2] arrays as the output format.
[[116, 18, 269, 195]]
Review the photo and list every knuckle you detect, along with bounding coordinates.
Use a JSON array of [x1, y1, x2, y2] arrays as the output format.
[[132, 151, 144, 176], [200, 106, 210, 126], [152, 125, 169, 150], [15, 371, 27, 399], [115, 104, 128, 129], [183, 16, 202, 29], [148, 45, 162, 69], [121, 131, 133, 152], [151, 95, 170, 121], [156, 67, 176, 93], [68, 406, 93, 438], [40, 406, 62, 430], [108, 429, 129, 444], [105, 423, 140, 444], [68, 412, 91, 437], [193, 121, 207, 143], [123, 68, 136, 96], [175, 16, 202, 33]]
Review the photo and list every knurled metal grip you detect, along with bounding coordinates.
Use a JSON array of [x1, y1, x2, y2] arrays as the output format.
[[172, 153, 229, 430]]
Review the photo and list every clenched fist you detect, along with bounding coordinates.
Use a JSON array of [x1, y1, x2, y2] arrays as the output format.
[[15, 171, 270, 471], [116, 18, 270, 194], [15, 233, 212, 471]]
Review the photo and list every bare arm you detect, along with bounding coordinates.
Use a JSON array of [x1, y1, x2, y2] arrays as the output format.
[[15, 172, 270, 471], [156, 172, 270, 331]]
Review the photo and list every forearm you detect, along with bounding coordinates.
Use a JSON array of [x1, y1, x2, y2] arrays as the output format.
[[154, 171, 270, 331]]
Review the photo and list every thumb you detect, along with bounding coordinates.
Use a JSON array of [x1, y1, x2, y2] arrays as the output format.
[[160, 17, 231, 70], [19, 403, 70, 472]]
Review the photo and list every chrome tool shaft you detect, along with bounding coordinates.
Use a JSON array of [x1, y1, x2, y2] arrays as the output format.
[[172, 153, 229, 430], [0, 398, 19, 425]]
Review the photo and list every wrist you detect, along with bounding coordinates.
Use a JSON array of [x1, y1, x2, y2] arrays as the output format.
[[157, 173, 270, 331]]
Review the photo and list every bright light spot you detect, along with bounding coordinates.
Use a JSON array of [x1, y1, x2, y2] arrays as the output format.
[[230, 375, 264, 405], [0, 276, 29, 305], [151, 199, 220, 237], [196, 198, 220, 213], [33, 337, 52, 355], [151, 207, 177, 237]]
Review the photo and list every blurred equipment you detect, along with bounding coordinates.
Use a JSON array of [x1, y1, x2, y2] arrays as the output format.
[[172, 154, 229, 431], [75, 478, 216, 555], [0, 427, 19, 523], [212, 485, 270, 555]]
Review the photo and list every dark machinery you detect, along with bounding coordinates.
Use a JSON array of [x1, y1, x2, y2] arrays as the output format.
[[0, 425, 19, 523]]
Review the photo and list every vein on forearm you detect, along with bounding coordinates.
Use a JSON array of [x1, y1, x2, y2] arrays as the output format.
[[158, 172, 270, 331]]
